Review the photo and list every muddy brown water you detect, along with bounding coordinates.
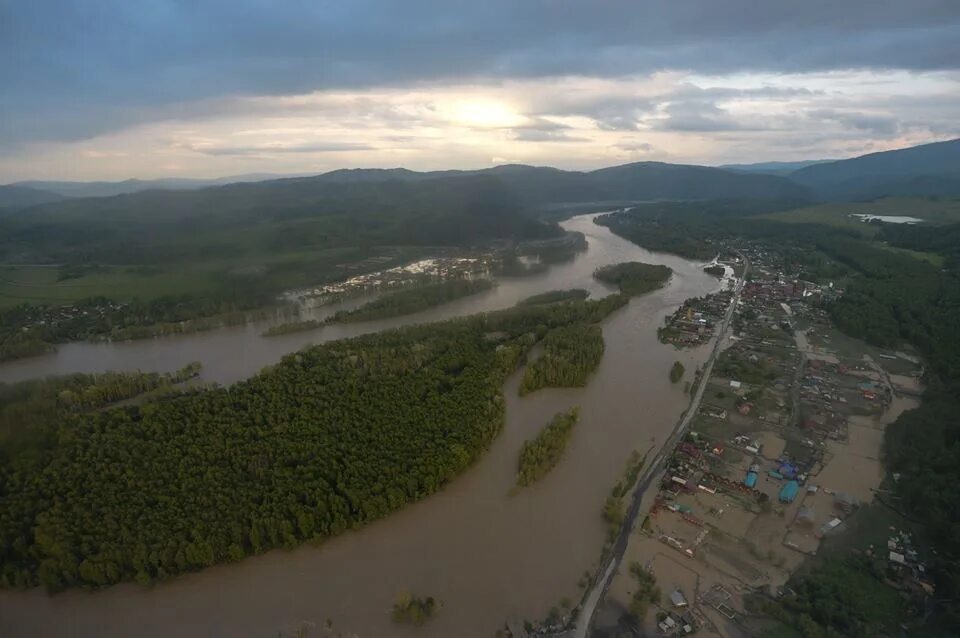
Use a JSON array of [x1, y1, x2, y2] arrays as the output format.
[[0, 214, 721, 637]]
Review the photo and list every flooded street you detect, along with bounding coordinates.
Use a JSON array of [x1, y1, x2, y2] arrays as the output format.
[[0, 213, 722, 637]]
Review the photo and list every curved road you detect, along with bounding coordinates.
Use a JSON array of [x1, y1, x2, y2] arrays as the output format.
[[573, 255, 749, 638]]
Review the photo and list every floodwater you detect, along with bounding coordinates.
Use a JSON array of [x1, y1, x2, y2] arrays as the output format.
[[0, 213, 722, 638]]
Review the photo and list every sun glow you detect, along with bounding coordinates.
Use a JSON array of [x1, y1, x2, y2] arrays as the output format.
[[449, 99, 523, 128]]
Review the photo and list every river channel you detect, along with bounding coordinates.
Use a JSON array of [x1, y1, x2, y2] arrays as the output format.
[[0, 213, 722, 637]]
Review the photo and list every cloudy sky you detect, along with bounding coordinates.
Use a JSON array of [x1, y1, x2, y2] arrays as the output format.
[[2, 0, 960, 181]]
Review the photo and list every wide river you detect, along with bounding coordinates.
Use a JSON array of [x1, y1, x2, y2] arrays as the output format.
[[0, 213, 722, 637]]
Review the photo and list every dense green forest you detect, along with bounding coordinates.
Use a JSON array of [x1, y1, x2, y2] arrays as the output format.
[[755, 555, 906, 638], [519, 322, 609, 395], [517, 289, 589, 306], [0, 175, 559, 266], [516, 408, 580, 487], [0, 364, 201, 464], [593, 262, 672, 296], [0, 297, 626, 590], [594, 199, 804, 259], [592, 196, 960, 631], [329, 278, 494, 323]]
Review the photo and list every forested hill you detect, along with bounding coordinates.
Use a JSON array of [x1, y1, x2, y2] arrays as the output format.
[[0, 174, 558, 265], [0, 185, 64, 209], [791, 137, 960, 200], [311, 161, 808, 203]]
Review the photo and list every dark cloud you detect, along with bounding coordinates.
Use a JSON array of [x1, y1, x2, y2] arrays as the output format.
[[653, 102, 757, 132], [2, 1, 959, 146], [615, 141, 656, 153], [807, 109, 901, 136]]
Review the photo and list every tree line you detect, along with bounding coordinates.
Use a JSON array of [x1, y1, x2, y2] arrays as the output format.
[[516, 408, 580, 487], [519, 322, 609, 395], [517, 289, 589, 306]]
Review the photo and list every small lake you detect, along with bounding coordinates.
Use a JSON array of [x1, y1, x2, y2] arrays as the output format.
[[850, 214, 925, 224]]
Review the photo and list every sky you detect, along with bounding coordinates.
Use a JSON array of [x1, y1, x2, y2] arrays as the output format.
[[2, 0, 960, 182]]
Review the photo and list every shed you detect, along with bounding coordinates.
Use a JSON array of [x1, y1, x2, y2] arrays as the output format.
[[779, 480, 800, 503], [744, 471, 758, 488], [729, 380, 742, 389], [670, 590, 688, 607]]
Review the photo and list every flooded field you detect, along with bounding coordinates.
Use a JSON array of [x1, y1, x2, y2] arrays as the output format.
[[0, 214, 722, 637]]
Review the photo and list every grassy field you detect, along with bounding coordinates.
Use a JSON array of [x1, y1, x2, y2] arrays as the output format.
[[877, 244, 946, 267], [0, 265, 216, 307], [0, 246, 425, 308], [762, 197, 960, 237]]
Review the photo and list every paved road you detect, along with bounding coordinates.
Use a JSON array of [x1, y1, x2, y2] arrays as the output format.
[[572, 256, 749, 638]]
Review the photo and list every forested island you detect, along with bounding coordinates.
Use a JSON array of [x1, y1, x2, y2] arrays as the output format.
[[669, 361, 685, 383], [519, 322, 609, 395], [0, 296, 626, 590], [328, 278, 494, 323], [593, 262, 672, 296], [517, 289, 589, 306], [516, 407, 580, 487], [0, 295, 282, 363]]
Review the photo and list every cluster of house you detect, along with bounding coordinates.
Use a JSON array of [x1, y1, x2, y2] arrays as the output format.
[[283, 256, 488, 304], [657, 589, 696, 635], [658, 290, 733, 348]]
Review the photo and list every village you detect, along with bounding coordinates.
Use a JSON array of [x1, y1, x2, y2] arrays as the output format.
[[592, 244, 933, 638]]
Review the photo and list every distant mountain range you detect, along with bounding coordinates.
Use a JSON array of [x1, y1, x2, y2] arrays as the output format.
[[719, 160, 833, 176], [790, 138, 960, 199], [2, 138, 959, 213], [11, 173, 303, 199], [0, 184, 66, 208]]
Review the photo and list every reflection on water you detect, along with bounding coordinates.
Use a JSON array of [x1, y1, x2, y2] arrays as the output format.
[[0, 213, 722, 637]]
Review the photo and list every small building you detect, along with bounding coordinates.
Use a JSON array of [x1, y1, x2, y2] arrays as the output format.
[[889, 551, 906, 565], [744, 471, 758, 488], [670, 590, 688, 608], [797, 507, 815, 526], [779, 480, 800, 503], [729, 380, 742, 389], [818, 517, 842, 537]]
